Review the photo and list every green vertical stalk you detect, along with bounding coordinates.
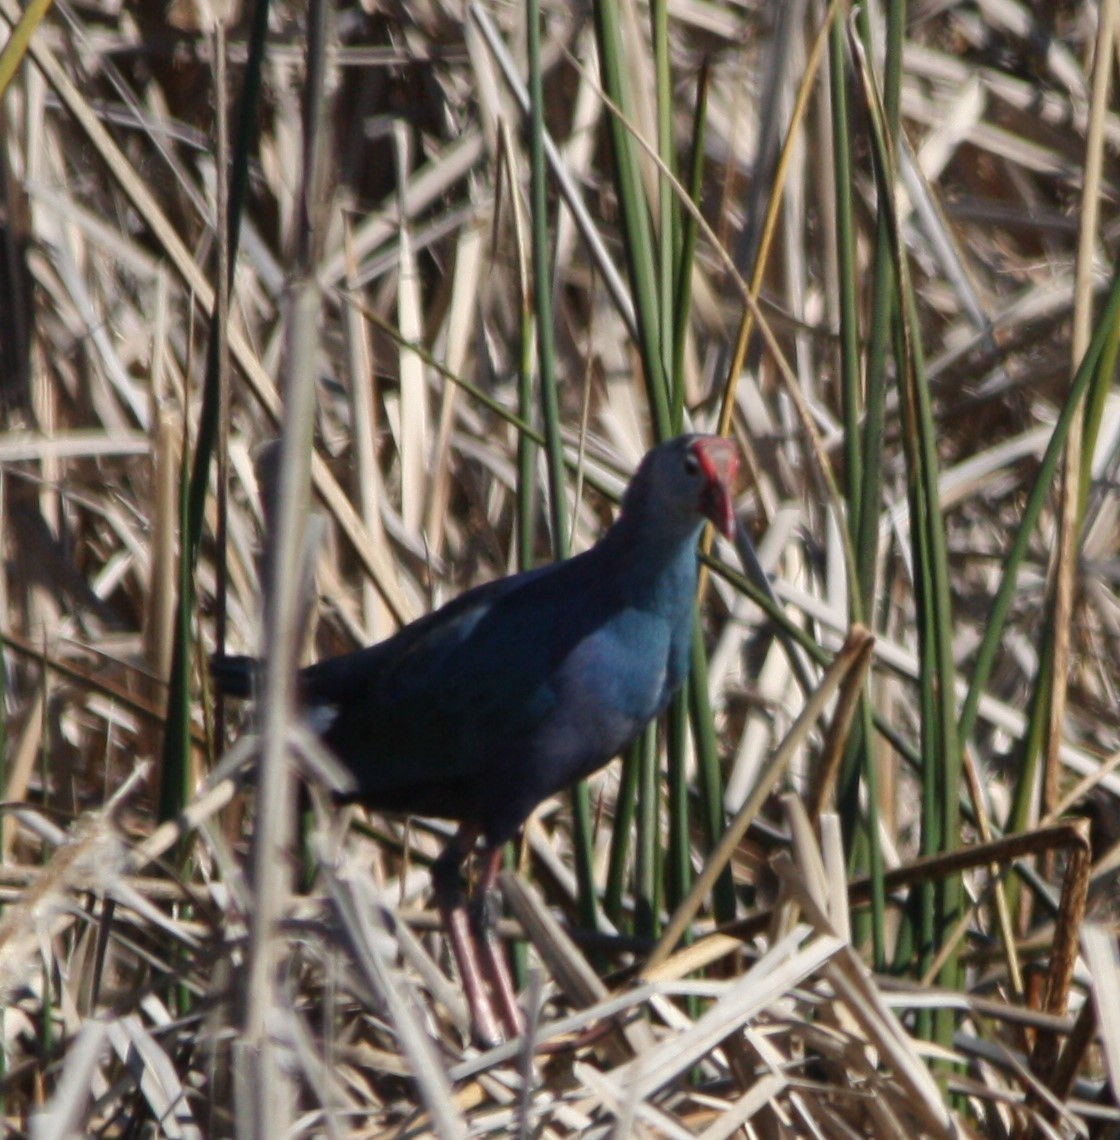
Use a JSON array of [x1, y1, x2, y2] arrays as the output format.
[[592, 0, 670, 435], [650, 0, 675, 396], [526, 0, 567, 556], [859, 0, 965, 1036], [160, 0, 272, 820], [835, 3, 896, 891], [833, 8, 887, 971], [516, 297, 536, 569], [831, 18, 862, 539], [605, 741, 641, 929], [688, 624, 736, 921], [1078, 321, 1120, 513], [665, 688, 691, 915], [159, 413, 194, 825], [956, 266, 1120, 936], [527, 0, 596, 933], [957, 269, 1120, 750], [843, 0, 901, 978], [903, 330, 941, 1038], [900, 276, 964, 1041], [670, 63, 708, 432], [595, 0, 685, 937], [634, 724, 661, 938]]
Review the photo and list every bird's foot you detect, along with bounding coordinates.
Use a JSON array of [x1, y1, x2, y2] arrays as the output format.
[[471, 847, 524, 1041], [432, 830, 527, 1047], [433, 830, 507, 1047], [470, 907, 524, 1041], [442, 899, 506, 1048]]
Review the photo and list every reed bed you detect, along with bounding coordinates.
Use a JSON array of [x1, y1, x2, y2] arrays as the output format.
[[1, 0, 1119, 1136]]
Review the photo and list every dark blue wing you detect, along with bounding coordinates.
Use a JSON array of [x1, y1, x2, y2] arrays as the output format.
[[301, 558, 596, 803]]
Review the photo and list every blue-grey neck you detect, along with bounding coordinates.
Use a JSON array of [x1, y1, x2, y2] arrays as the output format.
[[594, 501, 704, 618]]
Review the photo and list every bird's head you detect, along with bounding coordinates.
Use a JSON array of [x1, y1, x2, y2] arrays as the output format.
[[630, 434, 739, 540]]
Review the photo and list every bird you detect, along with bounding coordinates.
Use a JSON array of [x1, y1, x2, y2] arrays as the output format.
[[212, 433, 739, 1046]]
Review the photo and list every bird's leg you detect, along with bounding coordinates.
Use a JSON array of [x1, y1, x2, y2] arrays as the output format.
[[432, 825, 503, 1048], [470, 845, 524, 1040]]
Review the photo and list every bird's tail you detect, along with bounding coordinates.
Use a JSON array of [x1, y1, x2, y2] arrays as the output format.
[[209, 654, 258, 699]]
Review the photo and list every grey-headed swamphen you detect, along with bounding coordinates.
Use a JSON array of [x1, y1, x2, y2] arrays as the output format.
[[212, 433, 738, 1045]]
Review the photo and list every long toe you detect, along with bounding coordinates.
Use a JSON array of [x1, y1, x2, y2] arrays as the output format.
[[474, 920, 523, 1041], [470, 847, 523, 1039], [447, 903, 504, 1048]]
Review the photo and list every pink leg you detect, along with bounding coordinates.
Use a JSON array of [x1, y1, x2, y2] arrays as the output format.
[[432, 826, 503, 1048], [472, 845, 524, 1040]]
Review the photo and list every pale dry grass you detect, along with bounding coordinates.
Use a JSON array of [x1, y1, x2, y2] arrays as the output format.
[[0, 1, 1119, 1137]]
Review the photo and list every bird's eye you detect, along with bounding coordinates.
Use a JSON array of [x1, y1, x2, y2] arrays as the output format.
[[683, 452, 700, 476]]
